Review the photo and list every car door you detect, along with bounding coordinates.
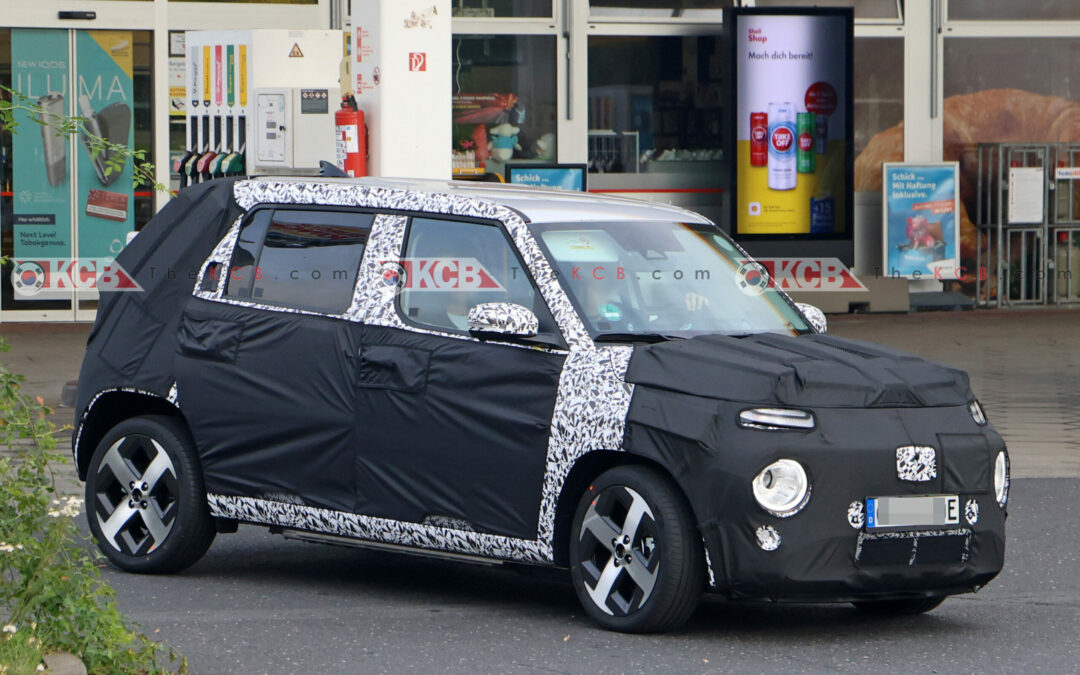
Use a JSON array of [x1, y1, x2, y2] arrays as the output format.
[[353, 215, 567, 540], [175, 207, 373, 513]]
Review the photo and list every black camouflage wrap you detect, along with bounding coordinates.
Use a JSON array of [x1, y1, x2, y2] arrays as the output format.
[[623, 333, 1007, 600], [75, 177, 1006, 602]]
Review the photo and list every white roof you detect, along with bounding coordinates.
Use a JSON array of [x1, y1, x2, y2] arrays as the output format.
[[249, 176, 713, 226]]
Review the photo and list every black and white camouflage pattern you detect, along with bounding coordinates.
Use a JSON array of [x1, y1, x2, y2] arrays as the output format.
[[896, 445, 937, 482], [193, 179, 635, 565], [755, 525, 781, 551], [467, 302, 539, 336], [795, 302, 828, 334], [207, 494, 547, 563], [847, 500, 865, 529], [965, 498, 979, 526]]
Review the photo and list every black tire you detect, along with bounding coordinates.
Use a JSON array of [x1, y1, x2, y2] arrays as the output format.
[[569, 465, 704, 633], [85, 415, 215, 573], [852, 596, 946, 616]]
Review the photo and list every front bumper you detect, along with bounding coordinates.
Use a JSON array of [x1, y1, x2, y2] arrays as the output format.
[[625, 396, 1008, 602]]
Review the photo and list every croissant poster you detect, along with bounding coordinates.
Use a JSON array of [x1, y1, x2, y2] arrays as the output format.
[[882, 163, 961, 280], [731, 8, 852, 238]]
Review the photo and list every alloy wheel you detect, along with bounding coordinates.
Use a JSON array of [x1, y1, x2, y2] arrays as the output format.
[[576, 485, 661, 616], [92, 434, 178, 555]]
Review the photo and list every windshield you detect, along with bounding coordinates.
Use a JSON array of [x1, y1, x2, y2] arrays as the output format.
[[529, 220, 810, 339]]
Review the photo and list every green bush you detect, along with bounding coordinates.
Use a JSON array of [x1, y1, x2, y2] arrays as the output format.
[[0, 339, 186, 674]]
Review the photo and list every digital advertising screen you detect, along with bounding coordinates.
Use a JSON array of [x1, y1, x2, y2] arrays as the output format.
[[730, 8, 853, 240], [505, 164, 587, 192]]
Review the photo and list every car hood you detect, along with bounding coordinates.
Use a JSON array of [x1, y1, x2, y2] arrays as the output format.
[[623, 332, 972, 408]]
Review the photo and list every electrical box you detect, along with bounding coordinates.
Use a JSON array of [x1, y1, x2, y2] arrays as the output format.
[[182, 29, 343, 186], [253, 87, 338, 173]]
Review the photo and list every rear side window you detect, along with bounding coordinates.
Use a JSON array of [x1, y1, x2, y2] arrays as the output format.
[[224, 209, 374, 314]]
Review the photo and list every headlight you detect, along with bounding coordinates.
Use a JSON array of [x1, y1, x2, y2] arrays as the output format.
[[752, 459, 810, 517], [739, 408, 815, 431], [969, 400, 987, 426], [994, 450, 1009, 508]]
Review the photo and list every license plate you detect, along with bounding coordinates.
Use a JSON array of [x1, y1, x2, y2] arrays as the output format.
[[866, 495, 960, 530]]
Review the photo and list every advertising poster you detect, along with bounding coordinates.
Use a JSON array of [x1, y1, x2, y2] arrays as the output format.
[[75, 30, 135, 261], [506, 164, 586, 192], [882, 162, 960, 279], [169, 57, 186, 117], [11, 28, 72, 273], [732, 9, 852, 237]]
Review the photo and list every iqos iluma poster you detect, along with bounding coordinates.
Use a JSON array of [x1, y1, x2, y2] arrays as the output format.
[[732, 9, 852, 238], [11, 28, 135, 300], [11, 29, 72, 263], [76, 30, 135, 260]]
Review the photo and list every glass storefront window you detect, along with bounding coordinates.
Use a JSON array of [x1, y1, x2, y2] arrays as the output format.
[[753, 0, 901, 21], [451, 35, 557, 175], [851, 37, 903, 192], [451, 0, 552, 18], [1, 28, 154, 316], [587, 35, 725, 174], [170, 0, 316, 3], [949, 1, 1080, 21], [944, 38, 1080, 180], [589, 1, 730, 20], [944, 37, 1080, 295]]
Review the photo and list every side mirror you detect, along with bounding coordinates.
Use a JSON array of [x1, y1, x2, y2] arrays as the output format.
[[795, 302, 827, 334], [468, 302, 539, 339]]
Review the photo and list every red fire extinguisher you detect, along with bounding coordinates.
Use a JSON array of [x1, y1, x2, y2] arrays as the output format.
[[335, 94, 367, 177]]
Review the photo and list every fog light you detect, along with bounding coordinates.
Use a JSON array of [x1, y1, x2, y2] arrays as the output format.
[[752, 459, 810, 517], [994, 451, 1009, 508], [969, 400, 987, 426]]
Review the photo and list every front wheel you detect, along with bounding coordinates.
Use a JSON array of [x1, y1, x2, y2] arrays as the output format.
[[85, 415, 215, 574], [852, 596, 946, 615], [569, 465, 704, 633]]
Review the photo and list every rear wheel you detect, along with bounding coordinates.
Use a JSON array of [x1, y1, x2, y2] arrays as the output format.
[[852, 596, 945, 615], [85, 415, 215, 573], [569, 465, 703, 633]]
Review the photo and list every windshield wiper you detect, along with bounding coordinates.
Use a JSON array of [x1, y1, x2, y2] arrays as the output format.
[[593, 332, 683, 344]]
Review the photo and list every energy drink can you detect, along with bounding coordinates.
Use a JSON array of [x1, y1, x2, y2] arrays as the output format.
[[816, 114, 828, 155], [797, 112, 815, 174], [767, 102, 796, 191], [750, 112, 768, 167]]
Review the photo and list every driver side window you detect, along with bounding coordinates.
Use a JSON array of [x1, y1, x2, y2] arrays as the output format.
[[397, 217, 560, 341]]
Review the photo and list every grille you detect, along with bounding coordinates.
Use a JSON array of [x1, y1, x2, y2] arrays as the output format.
[[855, 528, 971, 566]]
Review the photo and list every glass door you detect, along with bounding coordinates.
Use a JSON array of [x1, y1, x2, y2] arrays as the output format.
[[2, 28, 151, 322], [451, 1, 569, 179]]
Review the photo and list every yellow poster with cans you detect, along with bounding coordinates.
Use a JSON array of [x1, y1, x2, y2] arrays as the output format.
[[733, 10, 851, 236]]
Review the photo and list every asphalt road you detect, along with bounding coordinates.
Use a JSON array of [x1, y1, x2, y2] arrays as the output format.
[[98, 477, 1079, 674]]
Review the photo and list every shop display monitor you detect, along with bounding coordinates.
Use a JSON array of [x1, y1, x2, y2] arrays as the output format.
[[505, 163, 587, 192]]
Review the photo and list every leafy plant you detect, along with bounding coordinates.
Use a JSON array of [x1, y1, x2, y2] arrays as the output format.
[[0, 353, 184, 672], [0, 85, 164, 193]]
